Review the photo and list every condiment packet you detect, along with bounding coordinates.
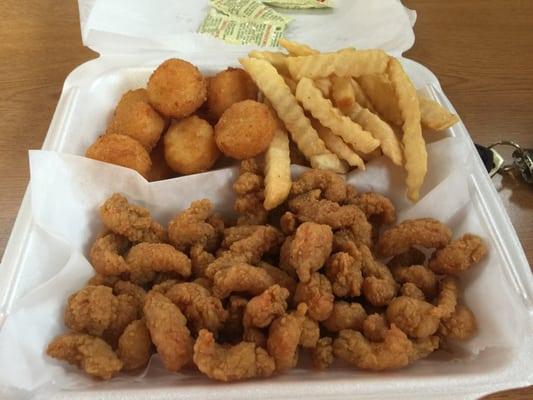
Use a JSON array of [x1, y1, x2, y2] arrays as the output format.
[[198, 8, 286, 47], [211, 0, 292, 24], [261, 0, 333, 9]]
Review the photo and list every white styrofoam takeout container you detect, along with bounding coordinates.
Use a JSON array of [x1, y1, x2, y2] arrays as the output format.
[[0, 0, 531, 399]]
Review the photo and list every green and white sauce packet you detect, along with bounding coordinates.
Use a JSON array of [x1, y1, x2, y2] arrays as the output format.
[[199, 7, 286, 47], [260, 0, 333, 9]]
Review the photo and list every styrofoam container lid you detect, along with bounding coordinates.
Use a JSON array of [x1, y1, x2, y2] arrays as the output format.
[[79, 0, 416, 56], [0, 1, 531, 399]]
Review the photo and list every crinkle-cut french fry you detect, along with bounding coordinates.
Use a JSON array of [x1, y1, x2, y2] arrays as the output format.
[[314, 78, 332, 98], [281, 74, 298, 93], [357, 74, 403, 126], [344, 102, 403, 166], [295, 77, 380, 154], [350, 79, 375, 112], [240, 57, 329, 160], [263, 121, 292, 210], [387, 58, 426, 202], [249, 50, 289, 75], [331, 75, 356, 114], [279, 38, 318, 56], [314, 121, 365, 170], [418, 96, 460, 131], [287, 49, 389, 80], [310, 153, 349, 174]]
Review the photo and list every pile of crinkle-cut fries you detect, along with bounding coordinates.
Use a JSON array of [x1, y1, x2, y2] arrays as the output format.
[[242, 39, 459, 203]]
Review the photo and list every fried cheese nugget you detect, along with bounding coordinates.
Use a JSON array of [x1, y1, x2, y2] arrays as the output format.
[[439, 304, 477, 341], [311, 337, 334, 370], [165, 282, 228, 334], [428, 234, 487, 275], [386, 296, 440, 338], [207, 67, 258, 121], [126, 243, 191, 284], [293, 273, 334, 321], [106, 89, 166, 151], [322, 301, 367, 332], [376, 218, 452, 258], [193, 329, 275, 381], [215, 100, 276, 160], [289, 222, 333, 282], [143, 291, 193, 372], [168, 199, 217, 252], [243, 284, 289, 329], [212, 264, 276, 299], [267, 303, 308, 371], [147, 58, 207, 118], [100, 194, 165, 243], [89, 233, 130, 276], [47, 333, 123, 380], [86, 134, 152, 178], [324, 252, 363, 298], [291, 169, 347, 202], [117, 319, 152, 371], [163, 116, 220, 175]]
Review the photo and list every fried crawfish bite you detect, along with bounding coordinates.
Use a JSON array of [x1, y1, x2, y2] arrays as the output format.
[[291, 169, 348, 202], [100, 194, 165, 243], [193, 329, 275, 381], [429, 234, 487, 275], [267, 303, 307, 371], [168, 199, 219, 252], [164, 282, 228, 334], [126, 242, 191, 284], [143, 291, 193, 372], [325, 252, 363, 298], [293, 273, 334, 321], [89, 233, 130, 276], [47, 333, 123, 380], [117, 319, 152, 371], [289, 222, 333, 282], [376, 218, 452, 258]]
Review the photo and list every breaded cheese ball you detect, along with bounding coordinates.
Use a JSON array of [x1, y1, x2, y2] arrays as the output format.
[[164, 116, 220, 175], [207, 68, 258, 121], [86, 134, 151, 178], [214, 100, 276, 160], [106, 89, 167, 151], [147, 59, 207, 118]]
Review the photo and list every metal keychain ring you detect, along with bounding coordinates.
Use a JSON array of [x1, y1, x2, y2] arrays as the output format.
[[488, 141, 524, 175]]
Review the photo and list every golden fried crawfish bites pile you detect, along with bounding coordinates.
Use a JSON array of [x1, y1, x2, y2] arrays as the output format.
[[47, 167, 487, 382]]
